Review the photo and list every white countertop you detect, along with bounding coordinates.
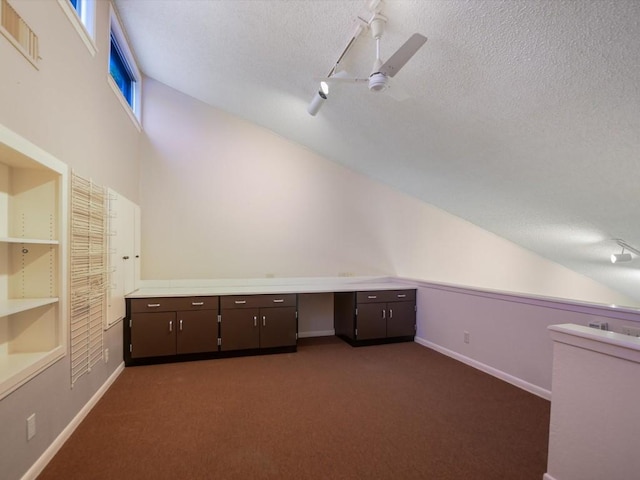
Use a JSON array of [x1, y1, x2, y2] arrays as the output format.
[[126, 276, 413, 298]]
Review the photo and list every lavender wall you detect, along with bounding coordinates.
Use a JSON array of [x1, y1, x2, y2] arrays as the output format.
[[410, 279, 640, 398]]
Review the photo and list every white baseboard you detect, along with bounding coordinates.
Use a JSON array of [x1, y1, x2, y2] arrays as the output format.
[[298, 330, 335, 338], [21, 362, 125, 480], [414, 337, 551, 401], [543, 474, 557, 480]]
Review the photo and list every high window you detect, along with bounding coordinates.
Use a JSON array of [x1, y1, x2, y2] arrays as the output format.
[[110, 34, 134, 107], [108, 6, 141, 126], [58, 0, 96, 55]]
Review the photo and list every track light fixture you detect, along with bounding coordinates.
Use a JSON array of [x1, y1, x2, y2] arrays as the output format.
[[611, 239, 640, 264], [611, 249, 632, 264], [307, 82, 329, 116]]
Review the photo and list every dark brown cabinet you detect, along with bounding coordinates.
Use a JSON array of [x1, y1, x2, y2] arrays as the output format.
[[334, 289, 416, 346], [124, 286, 412, 365], [220, 294, 297, 351], [128, 296, 218, 359]]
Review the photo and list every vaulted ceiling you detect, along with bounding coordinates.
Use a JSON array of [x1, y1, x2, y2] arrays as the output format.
[[114, 0, 640, 305]]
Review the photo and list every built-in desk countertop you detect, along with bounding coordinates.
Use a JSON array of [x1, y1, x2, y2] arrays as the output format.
[[126, 276, 413, 298]]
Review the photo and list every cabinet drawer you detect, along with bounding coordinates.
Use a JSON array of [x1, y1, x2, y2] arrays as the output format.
[[130, 297, 186, 313], [356, 290, 416, 304], [174, 296, 219, 311], [220, 294, 297, 309]]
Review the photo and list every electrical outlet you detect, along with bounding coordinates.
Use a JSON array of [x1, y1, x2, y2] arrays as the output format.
[[104, 348, 109, 363], [588, 321, 609, 331], [27, 413, 36, 441], [621, 326, 640, 337], [464, 331, 470, 344]]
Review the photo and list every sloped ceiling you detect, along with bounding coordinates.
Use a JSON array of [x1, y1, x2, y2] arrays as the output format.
[[113, 0, 640, 305]]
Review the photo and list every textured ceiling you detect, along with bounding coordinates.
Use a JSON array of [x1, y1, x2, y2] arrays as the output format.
[[114, 0, 640, 305]]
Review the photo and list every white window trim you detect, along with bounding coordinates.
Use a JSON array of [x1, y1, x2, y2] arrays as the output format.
[[107, 75, 142, 131], [57, 0, 97, 57], [109, 4, 142, 128]]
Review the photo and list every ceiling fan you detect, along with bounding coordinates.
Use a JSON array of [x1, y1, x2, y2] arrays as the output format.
[[307, 2, 427, 115], [321, 14, 427, 100]]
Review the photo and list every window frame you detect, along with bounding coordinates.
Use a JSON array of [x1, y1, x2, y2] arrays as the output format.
[[108, 5, 142, 129], [57, 0, 96, 56]]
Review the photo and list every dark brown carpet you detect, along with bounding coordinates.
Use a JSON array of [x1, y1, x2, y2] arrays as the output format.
[[38, 337, 550, 479]]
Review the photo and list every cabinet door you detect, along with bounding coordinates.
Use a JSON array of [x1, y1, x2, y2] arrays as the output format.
[[386, 301, 416, 338], [107, 191, 140, 327], [356, 303, 387, 340], [220, 308, 260, 351], [260, 306, 297, 348], [130, 312, 176, 358], [176, 310, 218, 354]]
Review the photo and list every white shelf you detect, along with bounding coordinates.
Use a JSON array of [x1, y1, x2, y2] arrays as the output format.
[[0, 237, 59, 245], [0, 298, 59, 317], [0, 347, 65, 400]]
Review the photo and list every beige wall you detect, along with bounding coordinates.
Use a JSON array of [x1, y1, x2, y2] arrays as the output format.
[[141, 78, 635, 307], [0, 2, 140, 479], [0, 0, 140, 202]]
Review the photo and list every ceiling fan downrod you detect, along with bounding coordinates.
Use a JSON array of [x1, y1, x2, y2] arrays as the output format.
[[369, 16, 389, 92]]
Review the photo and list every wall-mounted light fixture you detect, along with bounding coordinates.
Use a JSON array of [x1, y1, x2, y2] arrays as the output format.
[[307, 81, 329, 116], [611, 239, 640, 264]]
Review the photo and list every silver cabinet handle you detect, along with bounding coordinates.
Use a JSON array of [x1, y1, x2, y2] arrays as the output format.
[[368, 295, 377, 299], [389, 309, 393, 319], [263, 315, 266, 327], [179, 319, 183, 331], [253, 316, 257, 327], [147, 303, 160, 308], [382, 309, 386, 319], [273, 299, 284, 303], [397, 294, 406, 298], [169, 320, 173, 332], [191, 302, 204, 306], [235, 300, 247, 304]]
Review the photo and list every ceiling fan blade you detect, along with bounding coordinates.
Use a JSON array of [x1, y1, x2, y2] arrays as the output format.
[[379, 33, 427, 78]]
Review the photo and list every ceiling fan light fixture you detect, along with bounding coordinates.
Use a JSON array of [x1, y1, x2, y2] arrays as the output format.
[[368, 72, 388, 91]]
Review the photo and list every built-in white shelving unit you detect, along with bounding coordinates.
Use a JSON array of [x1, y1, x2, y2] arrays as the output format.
[[0, 124, 67, 400]]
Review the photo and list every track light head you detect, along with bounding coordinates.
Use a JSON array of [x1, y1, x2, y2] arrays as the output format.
[[611, 252, 633, 264], [307, 87, 328, 116]]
